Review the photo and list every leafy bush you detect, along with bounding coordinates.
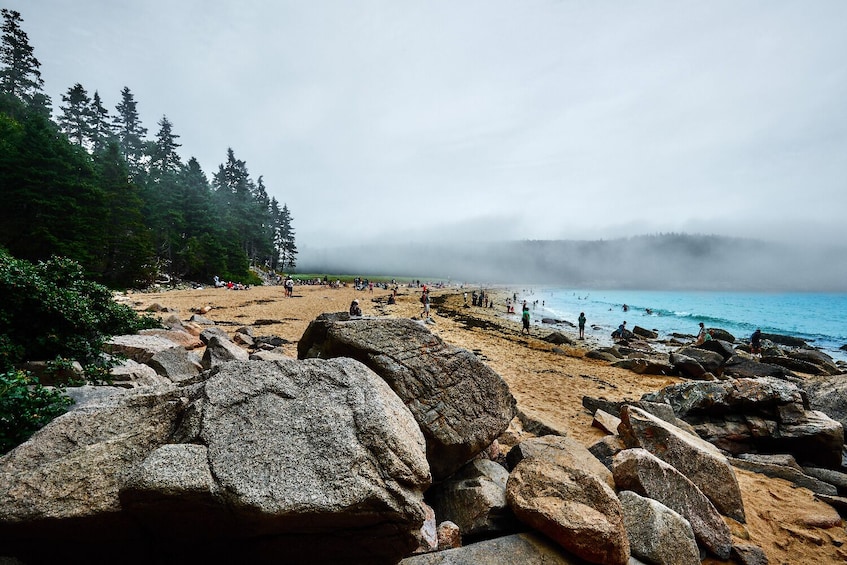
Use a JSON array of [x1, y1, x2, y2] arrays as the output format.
[[0, 248, 161, 374], [0, 370, 73, 454]]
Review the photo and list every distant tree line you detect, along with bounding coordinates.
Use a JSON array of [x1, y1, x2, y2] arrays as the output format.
[[0, 9, 296, 288]]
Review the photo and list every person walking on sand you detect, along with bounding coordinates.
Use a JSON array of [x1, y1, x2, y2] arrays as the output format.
[[578, 312, 586, 340], [521, 305, 531, 334]]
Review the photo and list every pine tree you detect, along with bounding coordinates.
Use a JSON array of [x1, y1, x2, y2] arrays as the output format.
[[0, 9, 49, 110], [278, 203, 297, 270], [148, 115, 181, 174], [58, 83, 94, 148], [89, 91, 115, 155], [113, 86, 147, 175]]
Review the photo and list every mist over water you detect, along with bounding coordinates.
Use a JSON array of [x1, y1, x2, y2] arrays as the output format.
[[299, 235, 847, 292]]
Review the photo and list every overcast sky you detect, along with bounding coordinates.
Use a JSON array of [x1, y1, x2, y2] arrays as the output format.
[[8, 1, 847, 250]]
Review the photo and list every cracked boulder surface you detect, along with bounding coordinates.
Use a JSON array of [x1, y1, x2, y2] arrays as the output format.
[[298, 315, 517, 480], [0, 358, 431, 564]]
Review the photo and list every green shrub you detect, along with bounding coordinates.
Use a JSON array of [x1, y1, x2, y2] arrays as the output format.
[[0, 370, 73, 454], [0, 248, 161, 374]]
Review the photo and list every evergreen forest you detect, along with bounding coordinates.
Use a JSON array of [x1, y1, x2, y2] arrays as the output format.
[[0, 9, 297, 288]]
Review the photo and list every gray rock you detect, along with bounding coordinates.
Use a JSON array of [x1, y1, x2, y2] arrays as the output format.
[[0, 385, 184, 548], [731, 542, 769, 565], [611, 358, 674, 375], [586, 350, 620, 362], [729, 456, 837, 496], [516, 408, 569, 437], [592, 409, 621, 435], [761, 355, 829, 375], [200, 335, 249, 369], [103, 334, 183, 364], [109, 358, 171, 388], [138, 328, 203, 350], [146, 347, 203, 382], [618, 406, 746, 523], [507, 458, 630, 565], [619, 490, 700, 565], [64, 384, 128, 409], [668, 352, 707, 380], [612, 448, 732, 559], [722, 357, 798, 380], [189, 314, 215, 325], [543, 331, 575, 346], [676, 347, 724, 374], [248, 348, 289, 361], [506, 435, 615, 490], [632, 326, 657, 339], [588, 435, 626, 471], [398, 532, 583, 564], [297, 315, 516, 480], [196, 358, 431, 563], [428, 459, 516, 538], [802, 466, 847, 495], [199, 326, 229, 345], [804, 375, 847, 434]]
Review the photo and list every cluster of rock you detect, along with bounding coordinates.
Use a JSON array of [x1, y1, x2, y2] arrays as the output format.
[[579, 324, 847, 516], [585, 325, 845, 381], [4, 309, 844, 563]]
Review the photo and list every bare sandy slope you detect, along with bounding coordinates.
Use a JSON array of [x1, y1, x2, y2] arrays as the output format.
[[128, 283, 847, 564]]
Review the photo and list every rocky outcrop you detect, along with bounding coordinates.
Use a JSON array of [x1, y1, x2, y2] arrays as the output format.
[[507, 457, 630, 565], [643, 378, 844, 468], [200, 335, 250, 369], [297, 315, 516, 480], [0, 358, 432, 564], [612, 448, 732, 559], [618, 406, 746, 522]]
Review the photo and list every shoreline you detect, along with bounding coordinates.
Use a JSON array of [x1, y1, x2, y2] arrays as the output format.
[[124, 283, 847, 564]]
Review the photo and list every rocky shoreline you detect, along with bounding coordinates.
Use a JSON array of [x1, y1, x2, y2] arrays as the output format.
[[0, 284, 844, 563]]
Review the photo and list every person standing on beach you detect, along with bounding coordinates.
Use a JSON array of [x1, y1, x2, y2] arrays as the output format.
[[521, 305, 531, 334], [421, 289, 431, 319], [578, 312, 586, 340]]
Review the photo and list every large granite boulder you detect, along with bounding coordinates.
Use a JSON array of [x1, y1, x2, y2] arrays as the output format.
[[722, 356, 798, 380], [161, 358, 432, 563], [146, 346, 203, 382], [507, 458, 630, 565], [0, 358, 433, 564], [0, 386, 184, 555], [618, 406, 745, 522], [612, 448, 732, 559], [138, 328, 203, 350], [619, 490, 700, 565], [298, 315, 516, 480]]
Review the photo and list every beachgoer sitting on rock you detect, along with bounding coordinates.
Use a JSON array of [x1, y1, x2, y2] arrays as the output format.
[[612, 321, 627, 341], [349, 299, 362, 317], [694, 322, 707, 346], [751, 328, 762, 356]]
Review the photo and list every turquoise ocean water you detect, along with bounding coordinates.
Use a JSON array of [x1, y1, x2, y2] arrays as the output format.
[[512, 288, 847, 363]]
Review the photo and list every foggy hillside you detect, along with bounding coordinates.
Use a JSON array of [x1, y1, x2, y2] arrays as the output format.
[[298, 234, 847, 291]]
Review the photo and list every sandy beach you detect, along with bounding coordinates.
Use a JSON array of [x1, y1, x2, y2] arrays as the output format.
[[127, 282, 847, 564]]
